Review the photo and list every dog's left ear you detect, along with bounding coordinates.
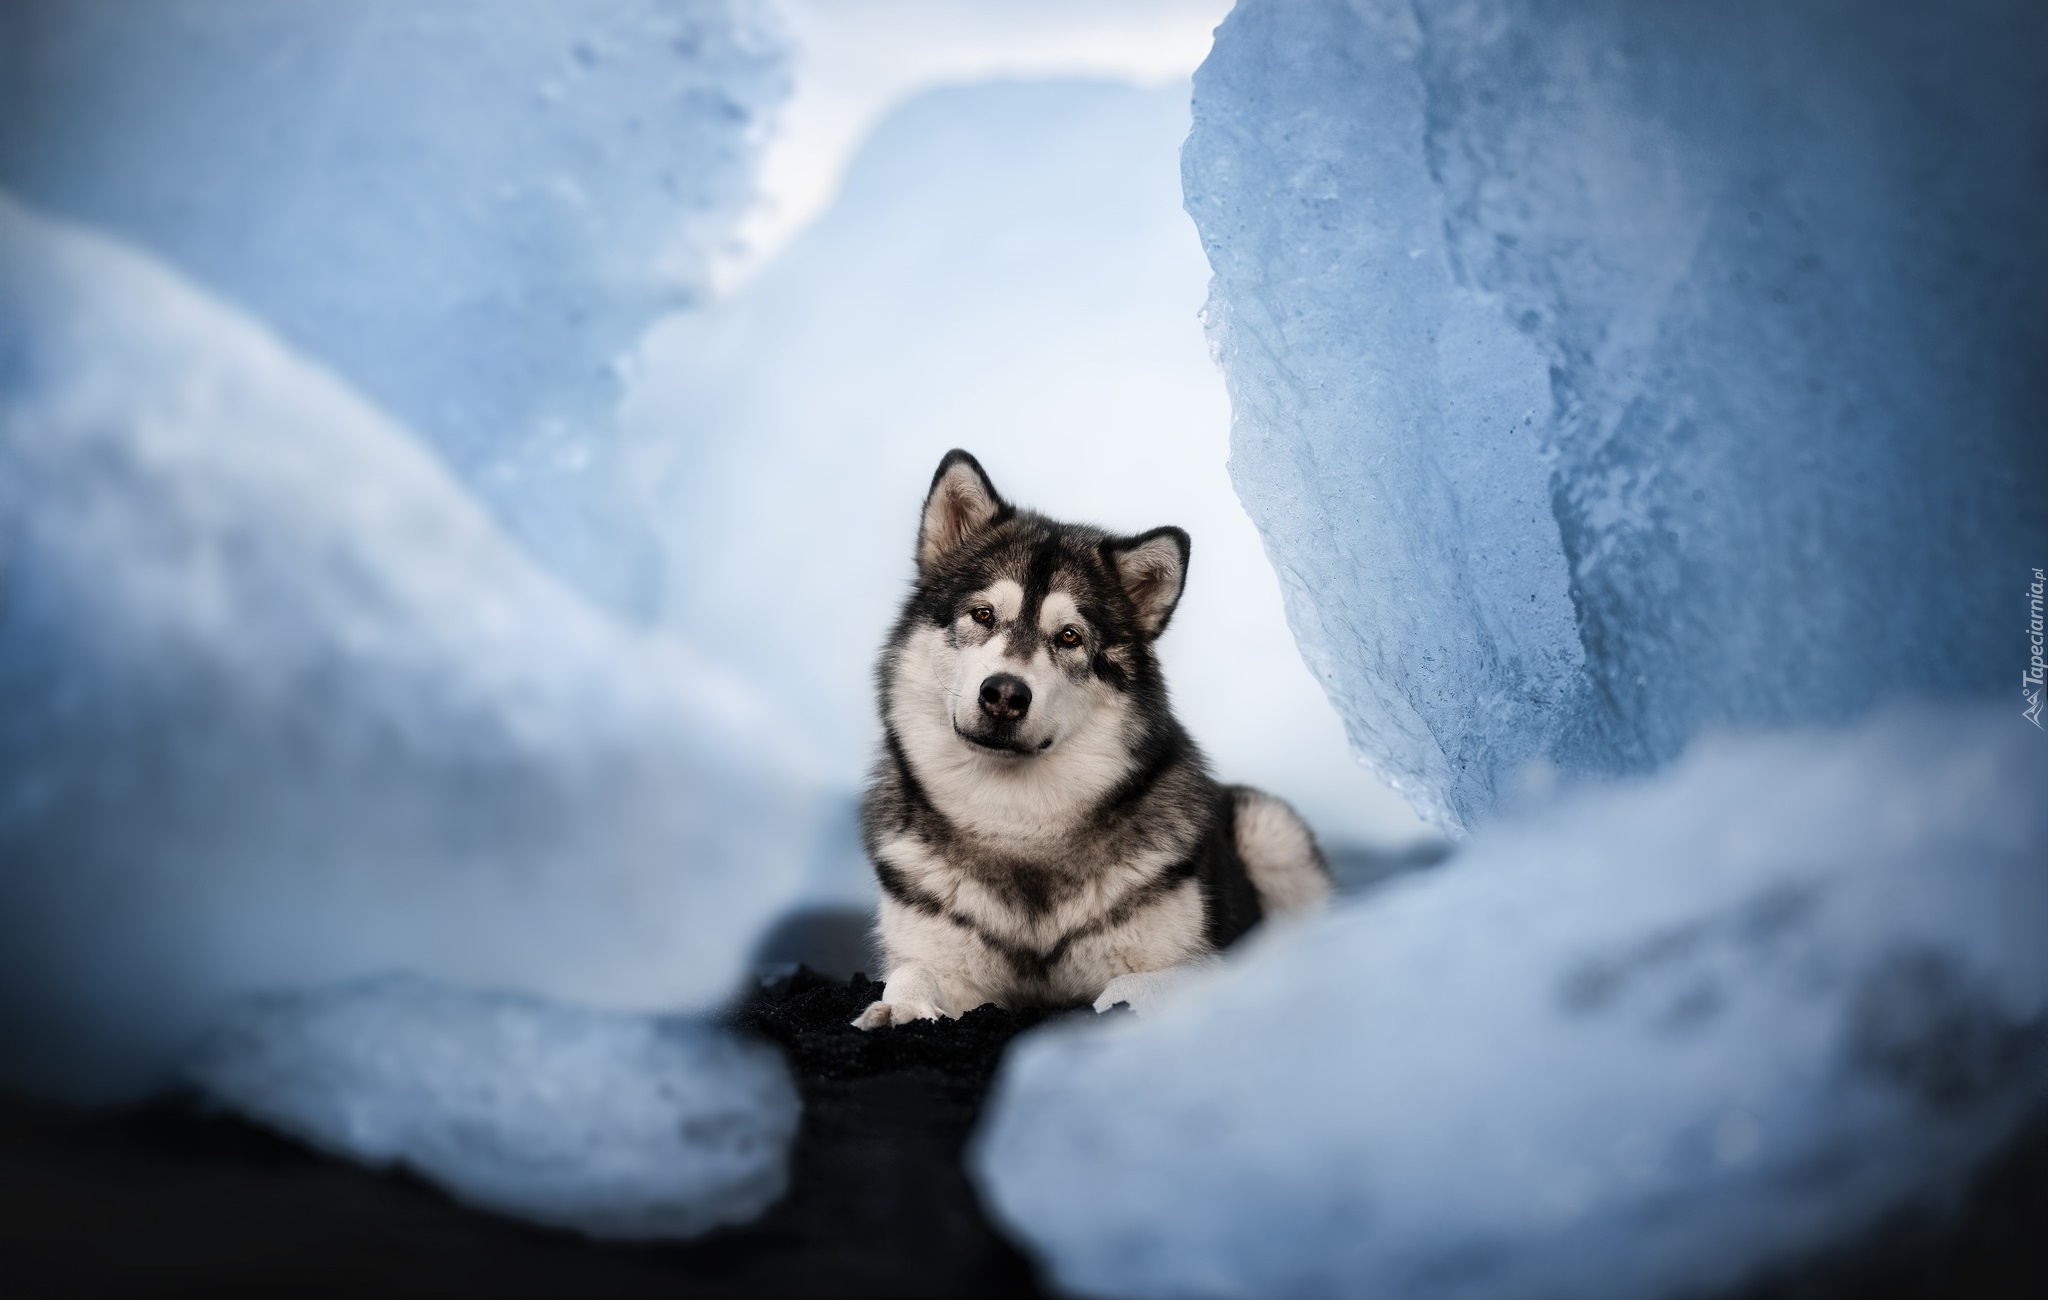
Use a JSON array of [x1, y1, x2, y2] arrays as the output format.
[[1101, 526, 1190, 639]]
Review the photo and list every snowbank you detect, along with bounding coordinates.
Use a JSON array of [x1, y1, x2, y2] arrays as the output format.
[[974, 706, 2048, 1298], [1182, 0, 2048, 832], [0, 197, 821, 1098], [188, 975, 799, 1241]]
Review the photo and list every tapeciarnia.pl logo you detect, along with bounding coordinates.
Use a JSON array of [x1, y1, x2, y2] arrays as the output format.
[[2027, 567, 2045, 729]]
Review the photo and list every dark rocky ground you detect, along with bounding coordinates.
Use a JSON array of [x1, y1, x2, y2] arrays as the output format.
[[0, 955, 2041, 1298]]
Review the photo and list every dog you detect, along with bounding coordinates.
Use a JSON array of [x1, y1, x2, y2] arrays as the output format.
[[852, 450, 1330, 1028]]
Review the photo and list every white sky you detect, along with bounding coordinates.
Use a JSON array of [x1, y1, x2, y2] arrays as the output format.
[[719, 0, 1234, 289]]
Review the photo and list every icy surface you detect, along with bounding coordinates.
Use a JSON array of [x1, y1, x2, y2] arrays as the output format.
[[975, 706, 2048, 1299], [624, 79, 1426, 849], [0, 0, 789, 616], [1183, 0, 2048, 832], [189, 974, 798, 1240], [0, 197, 822, 1098]]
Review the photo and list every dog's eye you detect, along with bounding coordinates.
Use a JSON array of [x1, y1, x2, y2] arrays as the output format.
[[1058, 627, 1082, 647], [970, 606, 995, 625]]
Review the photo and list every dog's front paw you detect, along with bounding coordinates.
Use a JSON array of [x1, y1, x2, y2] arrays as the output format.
[[851, 999, 947, 1030]]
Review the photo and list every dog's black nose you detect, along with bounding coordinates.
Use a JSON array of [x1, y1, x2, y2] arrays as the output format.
[[978, 673, 1032, 721]]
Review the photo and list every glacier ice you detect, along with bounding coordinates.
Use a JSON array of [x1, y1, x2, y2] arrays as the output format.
[[187, 975, 799, 1241], [0, 196, 822, 1098], [973, 705, 2048, 1299], [1182, 0, 2048, 832], [0, 0, 790, 617]]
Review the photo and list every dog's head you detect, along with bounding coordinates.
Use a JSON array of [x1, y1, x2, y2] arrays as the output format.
[[881, 450, 1188, 817]]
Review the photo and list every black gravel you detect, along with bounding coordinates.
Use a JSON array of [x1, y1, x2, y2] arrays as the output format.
[[713, 967, 1085, 1297]]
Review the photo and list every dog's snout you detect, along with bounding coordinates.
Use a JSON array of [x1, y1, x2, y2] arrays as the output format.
[[978, 673, 1032, 721]]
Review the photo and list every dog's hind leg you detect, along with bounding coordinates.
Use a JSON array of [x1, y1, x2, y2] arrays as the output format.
[[1231, 787, 1332, 916]]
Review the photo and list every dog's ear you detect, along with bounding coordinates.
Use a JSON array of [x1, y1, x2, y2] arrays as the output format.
[[918, 450, 1008, 573], [1101, 526, 1190, 639]]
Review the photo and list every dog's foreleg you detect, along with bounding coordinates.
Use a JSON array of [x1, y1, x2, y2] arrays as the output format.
[[1092, 956, 1222, 1016], [851, 965, 952, 1029]]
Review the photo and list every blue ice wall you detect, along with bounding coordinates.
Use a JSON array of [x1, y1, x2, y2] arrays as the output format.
[[1183, 0, 2048, 832], [0, 0, 788, 618]]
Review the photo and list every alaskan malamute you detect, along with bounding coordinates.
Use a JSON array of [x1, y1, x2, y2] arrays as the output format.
[[853, 450, 1330, 1028]]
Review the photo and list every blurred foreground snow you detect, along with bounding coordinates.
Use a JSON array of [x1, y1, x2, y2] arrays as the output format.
[[0, 197, 823, 1099], [975, 706, 2048, 1298], [189, 975, 798, 1241]]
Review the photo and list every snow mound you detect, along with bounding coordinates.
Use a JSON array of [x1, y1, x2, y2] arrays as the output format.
[[974, 706, 2048, 1299], [1182, 0, 2048, 832], [0, 196, 820, 1099], [0, 0, 790, 615], [188, 974, 799, 1241]]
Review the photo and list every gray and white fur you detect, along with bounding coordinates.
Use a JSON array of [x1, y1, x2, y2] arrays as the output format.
[[854, 450, 1330, 1028]]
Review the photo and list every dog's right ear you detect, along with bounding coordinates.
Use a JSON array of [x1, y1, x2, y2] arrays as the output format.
[[917, 450, 1008, 573]]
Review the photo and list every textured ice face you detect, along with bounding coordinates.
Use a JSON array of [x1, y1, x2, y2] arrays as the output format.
[[188, 975, 801, 1241], [0, 199, 820, 1099], [1182, 0, 2048, 832], [0, 0, 790, 618], [973, 705, 2048, 1299]]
